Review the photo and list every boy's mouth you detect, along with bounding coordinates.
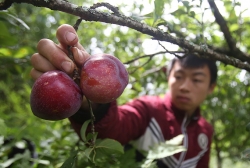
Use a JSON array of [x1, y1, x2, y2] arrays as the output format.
[[176, 96, 190, 103]]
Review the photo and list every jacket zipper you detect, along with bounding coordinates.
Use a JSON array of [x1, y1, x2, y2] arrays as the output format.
[[177, 115, 190, 167]]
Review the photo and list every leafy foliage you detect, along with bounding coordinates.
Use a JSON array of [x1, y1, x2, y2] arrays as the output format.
[[142, 135, 186, 168]]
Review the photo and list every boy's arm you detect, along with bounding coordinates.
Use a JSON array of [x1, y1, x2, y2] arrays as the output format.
[[69, 96, 157, 145], [68, 98, 111, 137], [69, 97, 111, 125]]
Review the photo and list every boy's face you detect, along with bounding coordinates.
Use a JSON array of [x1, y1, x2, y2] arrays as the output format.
[[168, 60, 215, 115]]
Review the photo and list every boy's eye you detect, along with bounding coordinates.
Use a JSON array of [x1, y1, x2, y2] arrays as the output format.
[[193, 79, 202, 83], [175, 76, 182, 79]]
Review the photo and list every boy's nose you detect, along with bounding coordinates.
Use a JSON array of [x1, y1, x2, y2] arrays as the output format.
[[180, 79, 191, 92]]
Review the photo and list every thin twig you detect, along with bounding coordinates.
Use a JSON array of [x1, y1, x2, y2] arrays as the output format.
[[68, 18, 96, 146], [124, 51, 184, 64], [90, 2, 120, 15], [158, 41, 186, 59], [129, 56, 153, 74], [67, 18, 83, 83], [207, 0, 250, 63], [73, 17, 83, 31], [86, 99, 96, 146]]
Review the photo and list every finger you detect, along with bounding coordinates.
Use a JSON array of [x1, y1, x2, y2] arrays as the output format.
[[31, 53, 56, 72], [56, 24, 85, 51], [37, 39, 75, 74], [30, 68, 44, 80], [71, 47, 91, 67]]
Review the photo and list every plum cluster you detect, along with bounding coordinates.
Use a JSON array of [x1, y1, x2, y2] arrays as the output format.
[[30, 54, 129, 120]]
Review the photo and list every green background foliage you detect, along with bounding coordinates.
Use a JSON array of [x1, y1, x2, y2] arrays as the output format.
[[1, 0, 250, 167]]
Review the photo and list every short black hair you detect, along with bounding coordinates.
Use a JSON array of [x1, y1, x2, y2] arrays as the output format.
[[167, 54, 218, 85]]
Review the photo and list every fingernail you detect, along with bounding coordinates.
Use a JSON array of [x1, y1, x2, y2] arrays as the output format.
[[66, 32, 76, 42], [61, 61, 72, 73]]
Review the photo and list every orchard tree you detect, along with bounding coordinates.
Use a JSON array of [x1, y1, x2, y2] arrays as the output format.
[[0, 0, 250, 168]]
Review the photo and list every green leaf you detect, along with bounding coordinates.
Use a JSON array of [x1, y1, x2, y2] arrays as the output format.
[[189, 11, 195, 18], [166, 134, 184, 145], [155, 19, 167, 27], [0, 150, 31, 168], [0, 118, 6, 136], [182, 1, 189, 7], [143, 12, 153, 18], [83, 147, 95, 160], [147, 135, 186, 159], [130, 13, 150, 21], [86, 132, 98, 142], [0, 154, 25, 168], [0, 11, 29, 30], [7, 13, 30, 30], [95, 138, 124, 155], [153, 0, 166, 24], [60, 150, 78, 168], [155, 20, 174, 31], [0, 48, 12, 57], [147, 143, 186, 159], [0, 21, 18, 47], [80, 120, 91, 142], [170, 7, 186, 15], [14, 47, 30, 58]]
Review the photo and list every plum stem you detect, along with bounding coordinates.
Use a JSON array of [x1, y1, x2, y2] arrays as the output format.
[[73, 18, 83, 31], [67, 46, 80, 84], [86, 98, 96, 145], [70, 18, 96, 145], [67, 18, 83, 83]]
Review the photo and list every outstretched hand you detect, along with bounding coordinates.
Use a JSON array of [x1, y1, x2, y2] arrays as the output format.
[[30, 24, 90, 80]]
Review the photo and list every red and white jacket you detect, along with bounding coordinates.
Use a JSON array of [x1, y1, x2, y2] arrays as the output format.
[[69, 93, 213, 168]]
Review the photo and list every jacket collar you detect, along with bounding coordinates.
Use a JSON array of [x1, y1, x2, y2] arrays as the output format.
[[164, 92, 201, 121]]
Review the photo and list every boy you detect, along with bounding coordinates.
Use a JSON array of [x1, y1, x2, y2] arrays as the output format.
[[30, 24, 217, 168]]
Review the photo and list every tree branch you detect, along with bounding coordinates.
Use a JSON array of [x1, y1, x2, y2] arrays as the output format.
[[207, 0, 236, 51], [90, 2, 120, 15], [1, 0, 250, 71], [124, 51, 169, 64], [207, 0, 250, 63], [0, 0, 13, 10]]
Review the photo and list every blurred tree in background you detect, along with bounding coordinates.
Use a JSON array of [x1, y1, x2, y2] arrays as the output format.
[[0, 0, 250, 167]]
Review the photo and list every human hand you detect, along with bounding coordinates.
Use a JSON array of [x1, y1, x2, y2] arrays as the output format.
[[30, 24, 90, 80]]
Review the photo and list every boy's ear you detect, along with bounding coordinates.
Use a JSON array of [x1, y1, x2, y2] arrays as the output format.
[[208, 83, 216, 94]]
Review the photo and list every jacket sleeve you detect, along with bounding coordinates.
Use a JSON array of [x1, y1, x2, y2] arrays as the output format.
[[69, 96, 159, 145]]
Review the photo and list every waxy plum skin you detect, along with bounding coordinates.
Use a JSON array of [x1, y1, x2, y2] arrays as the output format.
[[30, 70, 83, 120], [80, 54, 129, 104]]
